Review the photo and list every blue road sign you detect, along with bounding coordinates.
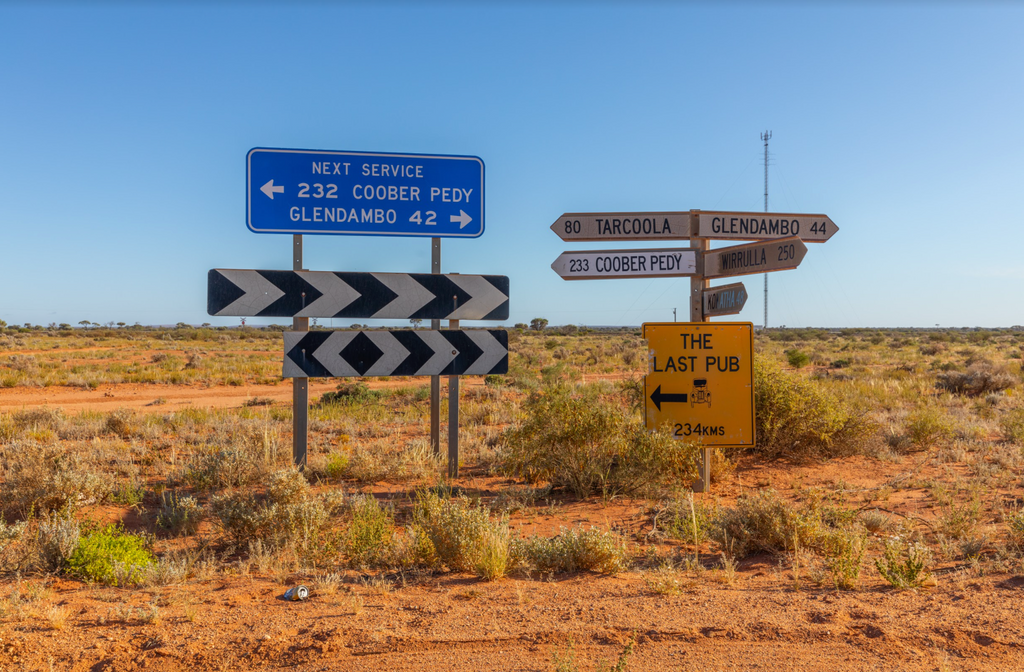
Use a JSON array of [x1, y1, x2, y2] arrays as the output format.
[[247, 148, 485, 238]]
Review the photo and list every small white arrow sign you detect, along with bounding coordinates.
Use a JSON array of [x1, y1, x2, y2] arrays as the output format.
[[451, 210, 472, 228], [260, 179, 284, 199]]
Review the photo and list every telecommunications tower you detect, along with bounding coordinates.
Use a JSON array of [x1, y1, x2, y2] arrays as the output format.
[[761, 130, 771, 329]]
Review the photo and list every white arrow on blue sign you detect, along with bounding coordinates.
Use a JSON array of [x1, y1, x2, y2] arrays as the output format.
[[247, 148, 485, 238]]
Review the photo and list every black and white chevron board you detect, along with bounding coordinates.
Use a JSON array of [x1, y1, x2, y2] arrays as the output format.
[[282, 330, 508, 378], [208, 269, 509, 321]]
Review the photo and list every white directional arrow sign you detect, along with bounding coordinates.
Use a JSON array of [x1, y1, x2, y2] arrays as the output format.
[[703, 282, 748, 317], [704, 236, 808, 279], [450, 210, 473, 228], [260, 179, 284, 199], [697, 211, 838, 242], [551, 248, 696, 280], [550, 212, 691, 242], [208, 270, 509, 320], [283, 330, 508, 377]]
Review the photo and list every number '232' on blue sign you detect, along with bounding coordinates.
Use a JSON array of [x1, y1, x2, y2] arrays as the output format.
[[247, 147, 485, 238]]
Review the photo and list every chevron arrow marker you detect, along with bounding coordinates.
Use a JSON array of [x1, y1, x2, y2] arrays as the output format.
[[282, 330, 508, 378], [295, 271, 361, 318], [208, 270, 509, 320], [447, 274, 510, 320], [370, 272, 436, 319], [213, 269, 285, 315]]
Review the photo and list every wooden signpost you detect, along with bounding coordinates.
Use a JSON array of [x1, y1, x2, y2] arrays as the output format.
[[550, 212, 690, 242], [550, 248, 696, 281], [703, 282, 747, 318], [696, 210, 838, 242], [703, 236, 808, 279], [551, 209, 836, 491]]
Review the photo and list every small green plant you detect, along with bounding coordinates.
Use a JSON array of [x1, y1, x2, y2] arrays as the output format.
[[110, 480, 146, 507], [1000, 408, 1024, 444], [785, 349, 810, 368], [156, 491, 204, 536], [66, 525, 154, 586], [526, 526, 630, 574], [823, 528, 866, 590], [411, 491, 516, 578], [1006, 509, 1024, 548], [343, 495, 395, 568], [875, 537, 932, 590], [905, 407, 953, 448], [653, 493, 713, 546]]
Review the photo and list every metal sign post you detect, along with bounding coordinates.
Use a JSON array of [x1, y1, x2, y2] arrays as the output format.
[[430, 238, 441, 457], [448, 311, 460, 478], [688, 216, 711, 492], [292, 234, 308, 469]]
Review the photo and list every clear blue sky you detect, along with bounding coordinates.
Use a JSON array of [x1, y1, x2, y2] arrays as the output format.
[[2, 2, 1021, 329]]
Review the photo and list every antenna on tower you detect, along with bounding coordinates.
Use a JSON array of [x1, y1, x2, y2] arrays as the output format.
[[761, 130, 772, 330]]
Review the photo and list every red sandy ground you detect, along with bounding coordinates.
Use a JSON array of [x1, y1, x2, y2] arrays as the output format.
[[1, 382, 1023, 671]]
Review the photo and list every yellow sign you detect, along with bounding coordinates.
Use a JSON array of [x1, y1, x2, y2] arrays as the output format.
[[642, 322, 755, 447]]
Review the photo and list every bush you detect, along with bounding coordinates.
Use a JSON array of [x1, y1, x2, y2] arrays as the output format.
[[824, 528, 867, 590], [785, 349, 810, 368], [905, 407, 953, 448], [1000, 408, 1024, 444], [156, 491, 204, 536], [35, 510, 82, 572], [526, 526, 630, 574], [937, 365, 1017, 397], [753, 356, 873, 459], [210, 469, 340, 554], [67, 525, 154, 586], [875, 537, 932, 590], [652, 493, 713, 545], [2, 444, 112, 516], [500, 383, 698, 498], [411, 491, 517, 578], [344, 495, 395, 568], [710, 490, 860, 561]]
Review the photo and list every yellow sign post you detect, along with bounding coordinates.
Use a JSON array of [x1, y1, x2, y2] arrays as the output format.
[[643, 322, 755, 484]]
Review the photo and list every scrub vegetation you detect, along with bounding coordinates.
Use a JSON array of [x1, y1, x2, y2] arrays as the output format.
[[1, 323, 1023, 600]]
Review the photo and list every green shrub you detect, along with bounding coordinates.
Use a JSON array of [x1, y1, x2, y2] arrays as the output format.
[[1006, 509, 1024, 548], [711, 490, 807, 557], [526, 526, 630, 574], [344, 495, 395, 568], [1000, 408, 1024, 444], [710, 490, 860, 560], [753, 356, 873, 459], [875, 538, 932, 590], [785, 349, 810, 368], [653, 493, 714, 545], [411, 491, 517, 578], [823, 527, 867, 590], [318, 382, 380, 405], [905, 407, 953, 448], [500, 383, 698, 498], [210, 469, 340, 553], [110, 480, 146, 506], [67, 525, 154, 586]]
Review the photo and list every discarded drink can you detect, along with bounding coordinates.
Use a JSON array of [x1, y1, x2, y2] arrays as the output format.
[[284, 585, 309, 601]]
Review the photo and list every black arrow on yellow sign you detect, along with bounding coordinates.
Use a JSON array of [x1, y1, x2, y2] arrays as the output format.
[[650, 385, 688, 411]]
